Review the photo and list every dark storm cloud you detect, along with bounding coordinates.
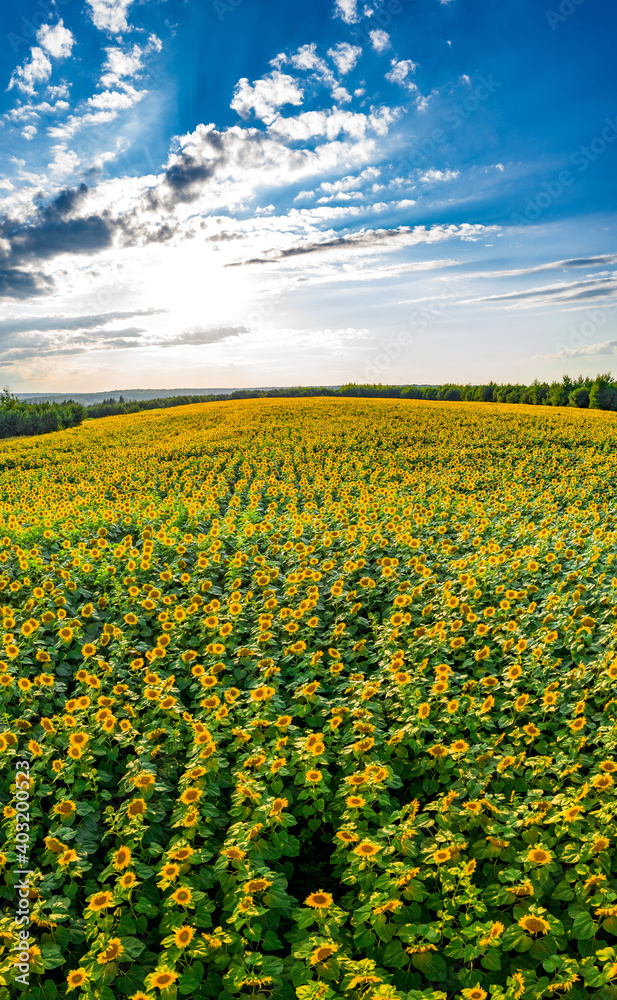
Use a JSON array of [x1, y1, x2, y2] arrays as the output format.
[[0, 181, 127, 301], [40, 183, 90, 221], [7, 214, 116, 263], [0, 267, 52, 299]]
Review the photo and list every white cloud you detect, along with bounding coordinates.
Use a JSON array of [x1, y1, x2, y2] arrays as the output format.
[[540, 339, 617, 359], [86, 0, 134, 33], [269, 106, 399, 141], [7, 19, 74, 97], [100, 45, 146, 88], [334, 0, 360, 23], [48, 145, 81, 178], [419, 168, 460, 182], [8, 47, 52, 96], [385, 58, 418, 89], [37, 21, 75, 60], [88, 88, 143, 111], [464, 275, 617, 309], [320, 166, 380, 194], [146, 34, 163, 54], [273, 44, 357, 105], [369, 29, 390, 53], [231, 71, 304, 125], [327, 42, 362, 75], [47, 84, 70, 100], [21, 125, 38, 141]]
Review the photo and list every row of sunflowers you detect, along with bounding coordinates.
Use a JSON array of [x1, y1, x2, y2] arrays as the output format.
[[0, 397, 617, 1000]]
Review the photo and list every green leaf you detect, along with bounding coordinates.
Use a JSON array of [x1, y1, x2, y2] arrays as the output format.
[[201, 972, 223, 997], [501, 924, 533, 952], [572, 910, 597, 941], [382, 939, 408, 969], [120, 937, 146, 959], [263, 930, 283, 951], [552, 880, 575, 901], [480, 950, 502, 971]]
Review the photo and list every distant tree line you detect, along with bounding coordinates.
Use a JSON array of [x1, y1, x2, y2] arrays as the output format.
[[0, 387, 85, 439], [83, 373, 617, 415], [1, 373, 616, 440]]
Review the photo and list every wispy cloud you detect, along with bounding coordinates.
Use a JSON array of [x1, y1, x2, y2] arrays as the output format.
[[540, 339, 617, 359], [462, 274, 617, 308]]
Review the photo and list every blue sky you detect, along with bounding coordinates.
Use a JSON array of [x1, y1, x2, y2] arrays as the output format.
[[0, 0, 615, 391]]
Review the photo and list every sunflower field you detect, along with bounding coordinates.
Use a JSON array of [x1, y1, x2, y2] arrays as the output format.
[[1, 397, 617, 1000]]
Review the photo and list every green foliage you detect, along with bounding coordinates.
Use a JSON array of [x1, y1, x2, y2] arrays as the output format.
[[0, 387, 84, 439]]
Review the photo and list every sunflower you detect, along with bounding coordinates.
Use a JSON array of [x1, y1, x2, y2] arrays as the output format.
[[433, 848, 451, 864], [527, 847, 552, 865], [244, 878, 272, 893], [463, 801, 482, 814], [127, 799, 147, 818], [462, 988, 488, 1000], [113, 845, 132, 870], [53, 799, 76, 817], [305, 891, 334, 909], [593, 774, 614, 791], [518, 914, 550, 935], [346, 795, 365, 808], [310, 943, 339, 965], [221, 847, 247, 861], [66, 969, 89, 991], [45, 836, 67, 854], [353, 841, 380, 859], [305, 769, 323, 783], [87, 891, 114, 912], [336, 830, 359, 843], [147, 971, 179, 990], [179, 788, 202, 805], [97, 938, 124, 964], [171, 886, 194, 906], [58, 849, 79, 867], [158, 863, 181, 882], [563, 806, 583, 822], [600, 760, 617, 773], [174, 925, 195, 948]]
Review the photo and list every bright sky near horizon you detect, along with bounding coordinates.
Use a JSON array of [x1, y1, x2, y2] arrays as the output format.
[[0, 0, 616, 391]]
